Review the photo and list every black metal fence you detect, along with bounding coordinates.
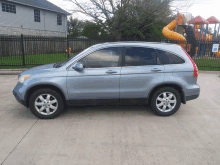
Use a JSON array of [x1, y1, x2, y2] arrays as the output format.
[[1, 34, 220, 69]]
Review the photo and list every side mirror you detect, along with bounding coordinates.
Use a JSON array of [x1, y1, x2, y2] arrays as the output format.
[[74, 62, 84, 71]]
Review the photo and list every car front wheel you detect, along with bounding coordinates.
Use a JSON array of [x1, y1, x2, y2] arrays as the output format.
[[150, 87, 181, 116], [29, 88, 64, 119]]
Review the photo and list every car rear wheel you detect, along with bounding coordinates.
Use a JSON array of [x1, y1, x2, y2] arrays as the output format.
[[29, 88, 64, 119], [150, 87, 181, 116]]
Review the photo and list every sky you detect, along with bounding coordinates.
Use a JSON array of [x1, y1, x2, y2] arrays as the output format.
[[48, 0, 220, 30]]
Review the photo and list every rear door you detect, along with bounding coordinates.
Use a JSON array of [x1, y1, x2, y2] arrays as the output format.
[[119, 46, 165, 99]]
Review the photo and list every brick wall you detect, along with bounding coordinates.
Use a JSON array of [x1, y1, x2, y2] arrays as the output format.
[[0, 26, 66, 37]]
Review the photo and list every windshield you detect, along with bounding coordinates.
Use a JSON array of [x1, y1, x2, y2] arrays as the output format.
[[55, 47, 91, 68], [61, 51, 82, 65]]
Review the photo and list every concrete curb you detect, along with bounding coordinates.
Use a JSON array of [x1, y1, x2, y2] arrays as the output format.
[[0, 73, 22, 75], [0, 69, 27, 75]]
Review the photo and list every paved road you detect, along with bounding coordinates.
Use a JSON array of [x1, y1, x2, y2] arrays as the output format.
[[1, 71, 220, 165]]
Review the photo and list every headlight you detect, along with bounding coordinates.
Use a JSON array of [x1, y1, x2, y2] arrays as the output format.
[[18, 75, 31, 83]]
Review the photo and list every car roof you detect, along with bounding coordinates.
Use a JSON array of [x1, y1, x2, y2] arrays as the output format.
[[90, 41, 182, 54]]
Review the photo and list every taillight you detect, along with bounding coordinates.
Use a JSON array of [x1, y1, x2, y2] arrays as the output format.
[[181, 48, 198, 77]]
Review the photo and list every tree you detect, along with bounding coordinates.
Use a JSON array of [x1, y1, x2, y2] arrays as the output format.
[[67, 17, 85, 37], [67, 0, 193, 40], [82, 22, 110, 40], [67, 0, 181, 40]]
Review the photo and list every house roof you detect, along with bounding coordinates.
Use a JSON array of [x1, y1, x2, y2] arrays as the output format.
[[5, 0, 71, 15]]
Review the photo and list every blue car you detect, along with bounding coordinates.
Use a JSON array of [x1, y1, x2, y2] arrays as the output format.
[[13, 42, 200, 119]]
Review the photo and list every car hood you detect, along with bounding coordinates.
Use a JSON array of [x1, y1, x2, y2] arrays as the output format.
[[27, 63, 55, 71], [20, 63, 56, 76]]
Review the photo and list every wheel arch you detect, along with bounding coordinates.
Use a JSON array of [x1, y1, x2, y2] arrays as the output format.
[[25, 84, 67, 108], [147, 83, 186, 105]]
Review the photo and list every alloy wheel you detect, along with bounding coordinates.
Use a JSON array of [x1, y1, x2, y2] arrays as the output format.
[[156, 92, 177, 112]]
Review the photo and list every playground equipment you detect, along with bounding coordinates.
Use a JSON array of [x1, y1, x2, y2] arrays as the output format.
[[162, 13, 198, 56], [162, 13, 220, 57], [206, 16, 220, 56]]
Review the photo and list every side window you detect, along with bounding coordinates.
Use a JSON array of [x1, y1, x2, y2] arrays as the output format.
[[157, 50, 185, 64], [78, 47, 122, 68], [57, 14, 62, 25], [2, 2, 16, 14], [124, 47, 158, 66], [34, 9, 40, 22]]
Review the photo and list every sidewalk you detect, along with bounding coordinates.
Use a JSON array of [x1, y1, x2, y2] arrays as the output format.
[[0, 69, 28, 75], [0, 68, 220, 75]]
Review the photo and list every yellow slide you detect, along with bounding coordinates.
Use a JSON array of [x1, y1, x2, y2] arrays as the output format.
[[162, 17, 186, 47], [162, 14, 196, 53]]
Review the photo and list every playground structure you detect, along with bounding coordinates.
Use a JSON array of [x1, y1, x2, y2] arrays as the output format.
[[162, 13, 220, 57]]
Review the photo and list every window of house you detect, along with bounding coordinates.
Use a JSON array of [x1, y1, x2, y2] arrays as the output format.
[[124, 47, 158, 66], [34, 9, 40, 22], [57, 14, 62, 25], [1, 2, 16, 14], [157, 50, 185, 64]]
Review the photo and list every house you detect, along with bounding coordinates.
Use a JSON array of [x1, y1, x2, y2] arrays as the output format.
[[0, 0, 71, 37]]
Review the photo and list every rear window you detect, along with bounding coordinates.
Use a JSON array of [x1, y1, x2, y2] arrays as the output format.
[[124, 47, 158, 66], [157, 49, 185, 64]]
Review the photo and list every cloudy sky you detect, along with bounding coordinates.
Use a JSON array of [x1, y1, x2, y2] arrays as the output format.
[[48, 0, 219, 20], [48, 0, 220, 32]]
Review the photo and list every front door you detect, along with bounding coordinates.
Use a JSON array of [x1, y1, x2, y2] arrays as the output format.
[[67, 47, 123, 103]]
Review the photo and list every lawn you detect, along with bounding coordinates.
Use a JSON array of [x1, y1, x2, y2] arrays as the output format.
[[0, 53, 74, 69], [192, 58, 220, 71]]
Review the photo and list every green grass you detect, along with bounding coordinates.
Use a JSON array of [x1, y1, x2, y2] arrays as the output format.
[[0, 53, 74, 69], [192, 58, 220, 71], [198, 67, 220, 71]]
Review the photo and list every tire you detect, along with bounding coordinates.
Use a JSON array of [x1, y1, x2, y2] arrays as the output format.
[[29, 88, 64, 119], [150, 87, 181, 116]]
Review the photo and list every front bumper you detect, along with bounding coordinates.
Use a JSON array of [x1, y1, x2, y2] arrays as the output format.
[[13, 90, 27, 107]]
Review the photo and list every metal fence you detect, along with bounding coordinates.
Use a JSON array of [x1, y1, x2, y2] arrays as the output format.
[[1, 34, 220, 69]]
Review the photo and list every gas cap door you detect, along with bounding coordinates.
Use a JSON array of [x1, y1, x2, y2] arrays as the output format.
[[172, 69, 180, 77]]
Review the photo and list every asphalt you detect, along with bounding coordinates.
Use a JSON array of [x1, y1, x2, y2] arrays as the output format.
[[0, 71, 220, 164]]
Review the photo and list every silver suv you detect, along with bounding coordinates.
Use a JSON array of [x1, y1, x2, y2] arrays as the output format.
[[13, 42, 200, 119]]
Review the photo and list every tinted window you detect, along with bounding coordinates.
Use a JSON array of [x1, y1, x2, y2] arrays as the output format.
[[78, 47, 122, 68], [124, 47, 157, 66], [157, 50, 185, 64]]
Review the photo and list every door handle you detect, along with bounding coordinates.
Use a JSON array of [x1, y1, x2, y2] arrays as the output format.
[[151, 68, 162, 72], [106, 70, 117, 74]]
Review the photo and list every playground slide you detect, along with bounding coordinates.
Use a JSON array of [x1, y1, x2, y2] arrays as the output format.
[[162, 18, 186, 46], [162, 18, 198, 53]]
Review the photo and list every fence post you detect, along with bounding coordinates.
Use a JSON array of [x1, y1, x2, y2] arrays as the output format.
[[67, 35, 69, 58], [21, 34, 25, 66]]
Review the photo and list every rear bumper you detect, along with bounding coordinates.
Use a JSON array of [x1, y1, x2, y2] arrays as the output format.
[[13, 90, 27, 107], [185, 94, 200, 101], [184, 84, 200, 102]]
